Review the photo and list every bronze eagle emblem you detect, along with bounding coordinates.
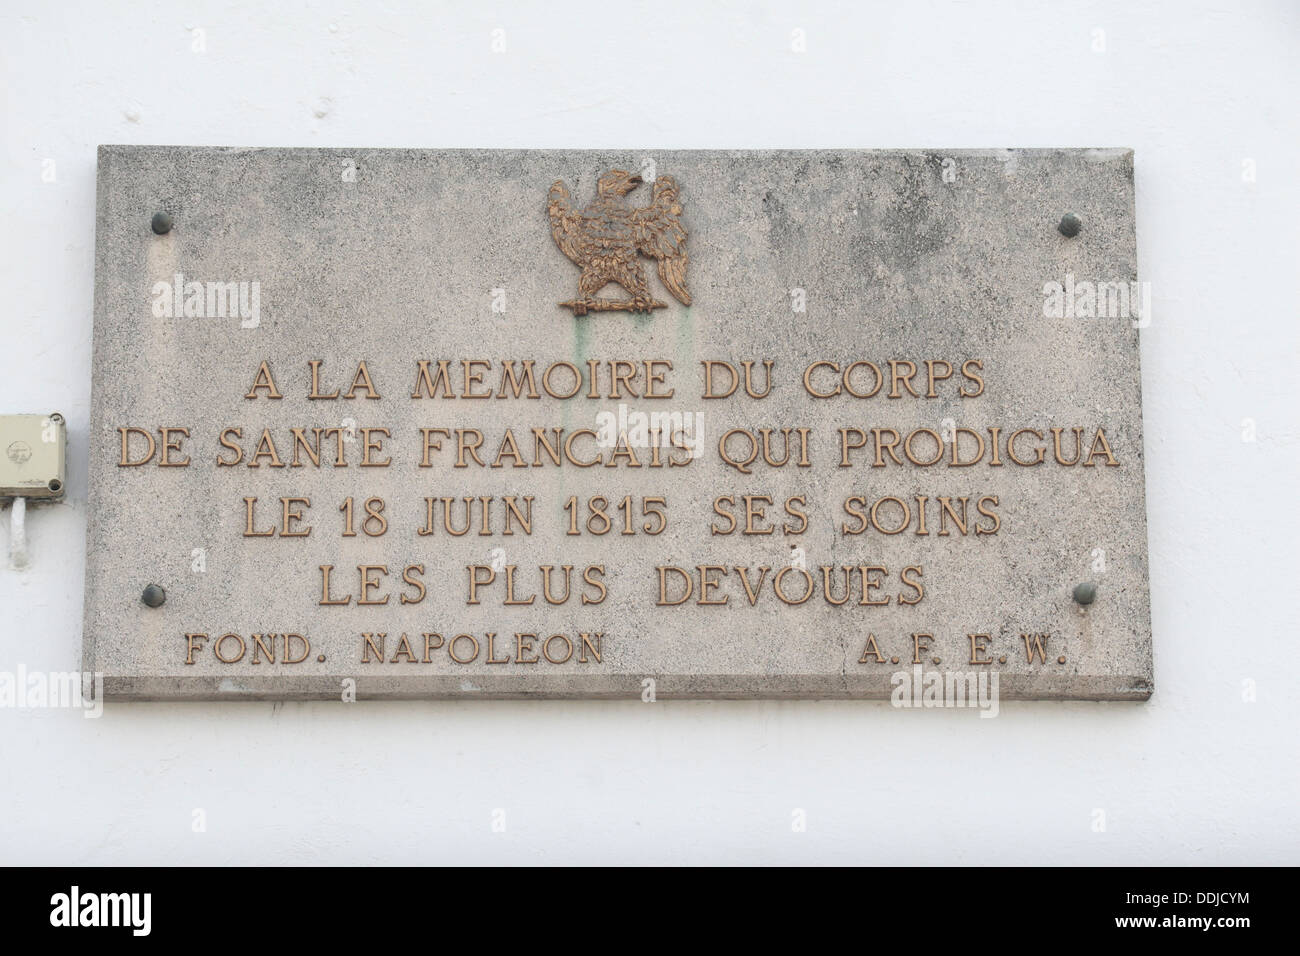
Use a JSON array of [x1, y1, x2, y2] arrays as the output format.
[[548, 169, 690, 315]]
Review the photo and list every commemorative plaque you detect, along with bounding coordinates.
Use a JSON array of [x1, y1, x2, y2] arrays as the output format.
[[83, 147, 1152, 700]]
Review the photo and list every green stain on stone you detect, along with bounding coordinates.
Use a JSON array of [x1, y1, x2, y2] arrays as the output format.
[[566, 316, 590, 435], [573, 314, 591, 362], [676, 307, 694, 358]]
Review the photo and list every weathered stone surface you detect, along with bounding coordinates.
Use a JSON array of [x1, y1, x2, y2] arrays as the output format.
[[83, 146, 1152, 700]]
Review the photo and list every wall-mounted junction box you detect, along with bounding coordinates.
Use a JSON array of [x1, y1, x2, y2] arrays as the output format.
[[0, 413, 66, 498]]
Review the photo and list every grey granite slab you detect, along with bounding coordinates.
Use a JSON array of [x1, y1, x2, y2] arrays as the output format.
[[84, 146, 1151, 701]]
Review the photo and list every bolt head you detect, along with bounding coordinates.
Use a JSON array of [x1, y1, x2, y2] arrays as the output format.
[[1058, 212, 1082, 238], [141, 583, 166, 608], [151, 212, 173, 235], [1072, 581, 1097, 605]]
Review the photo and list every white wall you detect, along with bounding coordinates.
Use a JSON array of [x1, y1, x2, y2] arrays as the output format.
[[1, 0, 1296, 864]]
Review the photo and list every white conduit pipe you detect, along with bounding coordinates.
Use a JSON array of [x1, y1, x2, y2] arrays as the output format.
[[9, 497, 27, 569]]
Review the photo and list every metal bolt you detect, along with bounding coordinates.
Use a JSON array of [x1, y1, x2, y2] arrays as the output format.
[[141, 583, 166, 607], [1072, 581, 1097, 605], [151, 211, 173, 235], [1058, 212, 1082, 238]]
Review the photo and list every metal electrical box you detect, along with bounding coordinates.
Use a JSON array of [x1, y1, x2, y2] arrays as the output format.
[[0, 413, 66, 498]]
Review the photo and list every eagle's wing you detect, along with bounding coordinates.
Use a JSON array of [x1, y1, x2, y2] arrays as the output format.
[[548, 181, 586, 266], [630, 176, 691, 305]]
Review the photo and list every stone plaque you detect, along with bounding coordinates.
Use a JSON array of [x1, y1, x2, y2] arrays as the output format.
[[84, 146, 1152, 701]]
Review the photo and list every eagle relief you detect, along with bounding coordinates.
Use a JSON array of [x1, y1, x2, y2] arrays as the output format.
[[548, 169, 691, 315]]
